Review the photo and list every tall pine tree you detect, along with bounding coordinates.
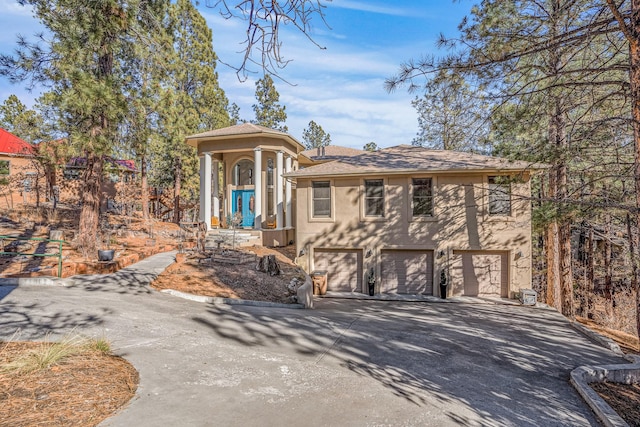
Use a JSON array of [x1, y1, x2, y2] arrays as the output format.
[[251, 75, 288, 132], [301, 120, 331, 149], [154, 0, 230, 223]]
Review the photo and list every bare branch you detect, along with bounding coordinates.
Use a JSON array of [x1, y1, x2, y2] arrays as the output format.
[[207, 0, 329, 81]]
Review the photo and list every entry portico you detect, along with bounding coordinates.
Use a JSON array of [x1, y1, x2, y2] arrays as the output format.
[[185, 123, 304, 245]]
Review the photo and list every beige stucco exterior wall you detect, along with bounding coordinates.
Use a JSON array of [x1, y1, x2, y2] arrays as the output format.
[[0, 155, 44, 209], [294, 172, 533, 297]]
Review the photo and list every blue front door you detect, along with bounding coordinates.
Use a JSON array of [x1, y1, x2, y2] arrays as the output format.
[[231, 190, 255, 227]]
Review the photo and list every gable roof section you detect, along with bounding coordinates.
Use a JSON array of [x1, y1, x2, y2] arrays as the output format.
[[285, 145, 548, 178], [185, 123, 305, 151], [0, 128, 35, 156]]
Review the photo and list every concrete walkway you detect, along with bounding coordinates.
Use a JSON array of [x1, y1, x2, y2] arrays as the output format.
[[0, 252, 629, 426]]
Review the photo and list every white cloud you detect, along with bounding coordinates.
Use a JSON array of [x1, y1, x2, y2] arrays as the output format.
[[0, 0, 33, 17], [329, 0, 413, 17]]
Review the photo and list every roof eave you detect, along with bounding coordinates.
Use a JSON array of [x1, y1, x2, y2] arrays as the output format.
[[185, 131, 305, 152], [284, 165, 545, 179]]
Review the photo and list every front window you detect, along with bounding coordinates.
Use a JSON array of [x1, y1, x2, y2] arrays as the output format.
[[0, 160, 9, 185], [312, 181, 331, 218], [488, 176, 511, 215], [232, 159, 253, 186], [23, 172, 36, 193], [412, 178, 433, 216], [63, 167, 81, 180], [267, 159, 274, 216], [364, 179, 384, 217]]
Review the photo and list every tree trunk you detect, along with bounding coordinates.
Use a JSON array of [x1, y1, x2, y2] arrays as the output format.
[[546, 171, 561, 310], [78, 153, 104, 256], [587, 225, 594, 320], [631, 0, 640, 348], [173, 157, 181, 224], [256, 254, 280, 276], [140, 154, 149, 220]]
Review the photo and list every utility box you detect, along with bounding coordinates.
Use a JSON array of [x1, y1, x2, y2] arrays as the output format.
[[519, 289, 537, 306], [311, 270, 328, 296]]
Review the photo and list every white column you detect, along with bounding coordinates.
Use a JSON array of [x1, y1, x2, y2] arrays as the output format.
[[212, 160, 220, 221], [203, 152, 212, 230], [276, 150, 284, 229], [254, 148, 262, 230], [199, 155, 205, 224], [285, 155, 292, 229]]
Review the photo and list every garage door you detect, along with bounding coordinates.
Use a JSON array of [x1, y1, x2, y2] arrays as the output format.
[[314, 249, 363, 293], [380, 250, 433, 295], [452, 251, 508, 297]]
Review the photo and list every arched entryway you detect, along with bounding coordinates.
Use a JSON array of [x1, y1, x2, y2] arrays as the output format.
[[231, 159, 255, 227]]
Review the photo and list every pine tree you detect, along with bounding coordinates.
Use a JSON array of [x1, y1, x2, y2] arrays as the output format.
[[301, 120, 331, 149], [120, 3, 170, 220], [605, 0, 640, 344], [387, 0, 629, 319], [411, 70, 487, 151], [0, 95, 45, 143], [0, 0, 150, 254], [363, 142, 378, 152], [228, 103, 243, 125], [153, 0, 230, 223], [251, 75, 288, 132]]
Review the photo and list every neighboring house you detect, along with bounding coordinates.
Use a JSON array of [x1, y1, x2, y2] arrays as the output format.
[[0, 127, 41, 208], [58, 156, 138, 213], [286, 145, 544, 298], [189, 125, 544, 298]]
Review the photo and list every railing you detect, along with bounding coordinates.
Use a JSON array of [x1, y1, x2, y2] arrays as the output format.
[[0, 235, 65, 278]]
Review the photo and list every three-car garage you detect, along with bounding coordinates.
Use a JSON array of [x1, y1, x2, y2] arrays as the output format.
[[313, 247, 509, 298]]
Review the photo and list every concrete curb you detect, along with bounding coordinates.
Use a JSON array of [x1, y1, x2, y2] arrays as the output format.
[[570, 362, 640, 427], [570, 321, 625, 357], [0, 276, 70, 287], [161, 288, 305, 309]]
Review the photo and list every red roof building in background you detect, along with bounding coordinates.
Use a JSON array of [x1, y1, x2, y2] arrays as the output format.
[[0, 128, 35, 156]]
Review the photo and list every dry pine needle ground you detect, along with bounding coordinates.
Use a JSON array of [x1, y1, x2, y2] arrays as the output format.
[[0, 342, 138, 427]]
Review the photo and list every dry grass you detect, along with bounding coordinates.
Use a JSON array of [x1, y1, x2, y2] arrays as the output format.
[[0, 334, 106, 375], [0, 336, 138, 427]]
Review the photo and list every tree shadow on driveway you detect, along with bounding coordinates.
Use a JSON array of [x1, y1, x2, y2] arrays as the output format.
[[194, 299, 625, 426]]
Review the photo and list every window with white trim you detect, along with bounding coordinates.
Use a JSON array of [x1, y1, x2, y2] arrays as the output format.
[[412, 178, 433, 216], [364, 179, 384, 217], [312, 181, 331, 218], [488, 176, 511, 215]]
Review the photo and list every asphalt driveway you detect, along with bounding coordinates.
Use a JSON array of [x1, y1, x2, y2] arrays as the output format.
[[0, 256, 627, 426]]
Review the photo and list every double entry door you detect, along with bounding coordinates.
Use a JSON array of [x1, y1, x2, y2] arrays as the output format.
[[231, 189, 255, 228]]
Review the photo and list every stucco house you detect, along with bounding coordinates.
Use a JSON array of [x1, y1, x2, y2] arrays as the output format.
[[0, 127, 41, 208], [58, 156, 138, 212], [187, 124, 542, 298]]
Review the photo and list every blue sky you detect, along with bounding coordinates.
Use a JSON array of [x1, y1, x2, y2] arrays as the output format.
[[0, 0, 472, 149]]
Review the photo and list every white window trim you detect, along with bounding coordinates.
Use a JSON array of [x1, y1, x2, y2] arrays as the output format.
[[309, 179, 335, 222], [408, 175, 437, 222], [360, 177, 387, 222], [485, 175, 515, 220]]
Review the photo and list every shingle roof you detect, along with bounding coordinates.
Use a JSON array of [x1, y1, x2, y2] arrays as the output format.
[[186, 123, 290, 139], [285, 145, 547, 178], [300, 146, 365, 162], [0, 128, 34, 156], [185, 123, 305, 151]]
